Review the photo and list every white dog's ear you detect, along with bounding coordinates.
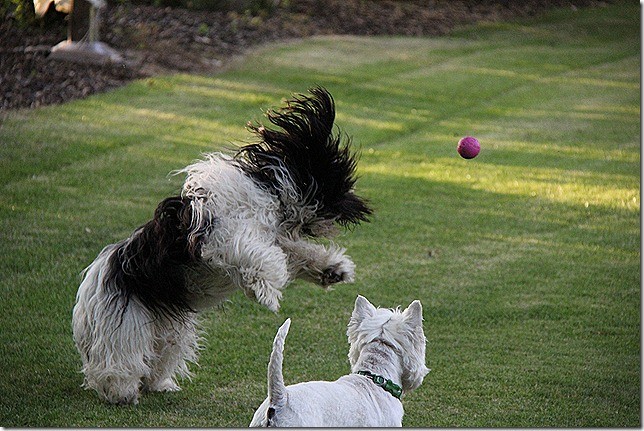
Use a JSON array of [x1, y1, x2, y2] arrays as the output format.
[[352, 295, 377, 322], [403, 300, 423, 328], [399, 300, 429, 392]]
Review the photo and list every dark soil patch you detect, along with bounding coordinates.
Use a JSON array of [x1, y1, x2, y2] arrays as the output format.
[[1, 0, 609, 110]]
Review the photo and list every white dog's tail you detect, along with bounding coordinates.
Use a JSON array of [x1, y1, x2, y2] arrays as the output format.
[[267, 318, 291, 410]]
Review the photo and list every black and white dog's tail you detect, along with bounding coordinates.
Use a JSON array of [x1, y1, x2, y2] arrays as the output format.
[[266, 318, 291, 419]]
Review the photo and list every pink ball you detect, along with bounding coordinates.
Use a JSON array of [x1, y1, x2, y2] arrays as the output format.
[[457, 136, 480, 159]]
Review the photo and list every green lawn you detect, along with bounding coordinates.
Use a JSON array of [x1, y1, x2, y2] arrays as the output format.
[[0, 1, 639, 427]]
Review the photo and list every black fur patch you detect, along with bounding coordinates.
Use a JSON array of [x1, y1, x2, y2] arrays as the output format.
[[105, 196, 208, 321], [236, 87, 372, 228], [266, 407, 276, 427]]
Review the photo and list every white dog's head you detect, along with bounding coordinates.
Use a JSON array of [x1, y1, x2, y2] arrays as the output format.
[[347, 295, 429, 392]]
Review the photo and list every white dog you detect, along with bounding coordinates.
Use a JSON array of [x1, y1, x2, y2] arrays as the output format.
[[250, 295, 429, 427], [72, 87, 372, 405]]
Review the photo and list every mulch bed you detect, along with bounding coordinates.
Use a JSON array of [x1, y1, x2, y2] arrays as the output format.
[[1, 0, 608, 110]]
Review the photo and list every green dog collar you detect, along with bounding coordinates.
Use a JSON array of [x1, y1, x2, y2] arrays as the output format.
[[357, 370, 403, 399]]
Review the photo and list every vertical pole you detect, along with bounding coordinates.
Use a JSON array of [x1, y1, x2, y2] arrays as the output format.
[[66, 0, 73, 41], [70, 0, 91, 41], [88, 5, 97, 42]]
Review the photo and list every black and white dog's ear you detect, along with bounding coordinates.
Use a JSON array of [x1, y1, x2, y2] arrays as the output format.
[[104, 195, 211, 322]]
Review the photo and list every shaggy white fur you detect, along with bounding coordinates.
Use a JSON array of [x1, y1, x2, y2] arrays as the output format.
[[249, 296, 430, 427]]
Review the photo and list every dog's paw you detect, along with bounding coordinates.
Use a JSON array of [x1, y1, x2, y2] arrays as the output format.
[[145, 378, 181, 393], [115, 394, 139, 406], [246, 279, 282, 313], [321, 258, 355, 286], [105, 388, 139, 406], [98, 378, 141, 405]]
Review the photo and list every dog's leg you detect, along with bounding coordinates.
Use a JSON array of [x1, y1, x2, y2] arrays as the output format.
[[201, 226, 290, 312], [73, 249, 157, 405], [144, 315, 200, 393], [74, 299, 155, 405], [280, 239, 355, 286], [235, 243, 290, 312]]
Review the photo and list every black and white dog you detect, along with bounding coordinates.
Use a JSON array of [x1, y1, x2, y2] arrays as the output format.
[[72, 87, 372, 405]]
